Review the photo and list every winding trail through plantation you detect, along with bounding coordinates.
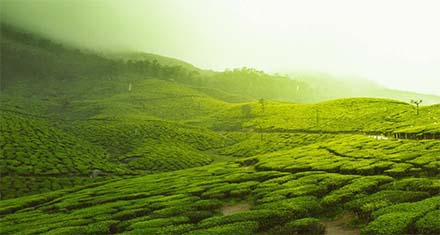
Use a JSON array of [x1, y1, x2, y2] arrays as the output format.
[[221, 202, 251, 216], [322, 214, 360, 235]]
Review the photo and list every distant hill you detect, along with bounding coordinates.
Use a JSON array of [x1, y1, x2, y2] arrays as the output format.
[[2, 23, 438, 105], [193, 97, 440, 134], [290, 72, 440, 105], [106, 52, 202, 73]]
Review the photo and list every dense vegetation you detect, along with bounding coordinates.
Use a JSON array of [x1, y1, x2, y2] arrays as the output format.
[[1, 159, 439, 235], [0, 24, 439, 234]]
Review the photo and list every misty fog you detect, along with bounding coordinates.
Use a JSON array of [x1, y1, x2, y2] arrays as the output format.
[[1, 0, 439, 95]]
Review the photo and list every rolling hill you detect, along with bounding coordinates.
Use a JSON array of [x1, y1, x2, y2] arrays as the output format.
[[193, 98, 440, 135], [0, 24, 439, 235], [290, 72, 440, 105]]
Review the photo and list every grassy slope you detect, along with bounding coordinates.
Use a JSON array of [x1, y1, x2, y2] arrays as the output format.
[[1, 140, 439, 234], [251, 135, 440, 177], [1, 25, 440, 234], [65, 119, 229, 170], [0, 110, 130, 199], [0, 27, 234, 198], [0, 111, 125, 176], [0, 81, 233, 198], [195, 98, 440, 134]]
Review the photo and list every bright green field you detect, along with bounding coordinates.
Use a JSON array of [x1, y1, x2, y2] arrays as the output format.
[[1, 25, 439, 235]]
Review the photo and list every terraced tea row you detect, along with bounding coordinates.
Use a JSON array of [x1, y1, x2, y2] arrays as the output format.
[[249, 135, 440, 177], [1, 162, 438, 235], [0, 110, 231, 198], [0, 111, 126, 176], [199, 99, 440, 136]]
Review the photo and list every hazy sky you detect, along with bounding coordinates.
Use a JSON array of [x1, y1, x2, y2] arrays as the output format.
[[1, 0, 439, 95]]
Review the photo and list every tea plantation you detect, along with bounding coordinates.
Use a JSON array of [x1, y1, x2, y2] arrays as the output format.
[[1, 156, 439, 234], [1, 25, 440, 234]]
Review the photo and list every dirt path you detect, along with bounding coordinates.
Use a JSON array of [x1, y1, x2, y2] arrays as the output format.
[[221, 202, 251, 216], [322, 214, 360, 235]]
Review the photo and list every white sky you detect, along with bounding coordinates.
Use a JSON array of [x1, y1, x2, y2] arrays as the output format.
[[163, 0, 440, 95], [2, 0, 440, 95]]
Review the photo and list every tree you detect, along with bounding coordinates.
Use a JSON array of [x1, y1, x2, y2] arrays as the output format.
[[151, 59, 160, 76], [410, 100, 423, 115]]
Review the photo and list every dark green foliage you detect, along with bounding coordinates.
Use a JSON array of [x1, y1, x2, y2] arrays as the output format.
[[254, 196, 321, 224], [321, 176, 393, 208], [381, 178, 440, 195], [44, 220, 118, 235], [253, 135, 439, 178], [1, 156, 439, 235], [415, 210, 440, 235], [0, 24, 199, 89], [192, 199, 223, 210], [0, 110, 132, 198], [346, 190, 430, 219], [129, 216, 190, 229], [201, 181, 259, 199], [361, 212, 419, 235], [269, 218, 325, 235], [198, 209, 289, 231], [361, 196, 440, 235], [371, 196, 440, 218], [185, 221, 259, 235], [125, 223, 196, 235], [0, 111, 122, 176], [0, 176, 111, 199]]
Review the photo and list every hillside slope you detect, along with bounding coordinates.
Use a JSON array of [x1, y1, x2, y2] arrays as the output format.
[[106, 52, 202, 73], [0, 110, 130, 198], [1, 139, 439, 234], [194, 98, 440, 135], [0, 25, 241, 199], [1, 25, 440, 235], [292, 72, 440, 105], [1, 25, 440, 199]]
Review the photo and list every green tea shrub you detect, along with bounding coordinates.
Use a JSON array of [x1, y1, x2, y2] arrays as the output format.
[[372, 196, 440, 218], [346, 190, 430, 219], [361, 212, 418, 235], [201, 182, 258, 199], [183, 210, 216, 223], [125, 223, 195, 235], [129, 216, 190, 229], [147, 206, 189, 218], [111, 208, 151, 220], [268, 217, 325, 235], [192, 199, 223, 210], [321, 176, 393, 209], [381, 178, 440, 195], [255, 196, 321, 220], [415, 210, 440, 235], [44, 220, 117, 235], [186, 221, 259, 235], [198, 209, 288, 231], [385, 163, 414, 177]]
